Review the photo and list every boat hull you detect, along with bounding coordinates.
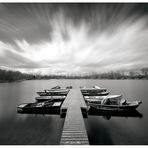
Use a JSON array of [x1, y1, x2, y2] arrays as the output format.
[[37, 91, 69, 96], [81, 88, 107, 93], [35, 96, 66, 102], [84, 95, 122, 105], [82, 91, 109, 96], [17, 106, 60, 114], [88, 102, 141, 112], [17, 102, 62, 114]]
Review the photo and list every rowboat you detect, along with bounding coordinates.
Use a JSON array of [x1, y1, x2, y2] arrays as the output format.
[[82, 91, 110, 96], [88, 98, 142, 111], [81, 85, 107, 93], [35, 96, 66, 102], [17, 100, 62, 114], [80, 85, 109, 96], [84, 95, 122, 104], [37, 88, 70, 96]]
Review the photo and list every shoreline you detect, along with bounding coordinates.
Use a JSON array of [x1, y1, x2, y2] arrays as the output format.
[[0, 78, 148, 83], [0, 79, 24, 83]]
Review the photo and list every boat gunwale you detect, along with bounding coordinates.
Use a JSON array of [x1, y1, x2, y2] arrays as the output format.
[[88, 101, 141, 110]]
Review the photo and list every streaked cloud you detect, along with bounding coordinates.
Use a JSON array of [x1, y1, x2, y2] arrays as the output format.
[[0, 3, 148, 75]]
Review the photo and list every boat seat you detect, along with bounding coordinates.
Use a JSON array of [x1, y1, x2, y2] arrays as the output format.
[[120, 99, 127, 105], [101, 98, 111, 105]]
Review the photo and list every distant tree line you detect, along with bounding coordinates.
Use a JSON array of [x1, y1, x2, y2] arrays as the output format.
[[0, 68, 148, 82], [0, 69, 35, 82], [82, 72, 148, 79], [0, 69, 69, 82]]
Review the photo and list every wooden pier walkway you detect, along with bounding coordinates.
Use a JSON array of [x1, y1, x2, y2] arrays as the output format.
[[60, 88, 89, 145]]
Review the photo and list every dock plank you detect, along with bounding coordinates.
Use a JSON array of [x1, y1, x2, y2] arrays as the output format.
[[60, 88, 89, 145]]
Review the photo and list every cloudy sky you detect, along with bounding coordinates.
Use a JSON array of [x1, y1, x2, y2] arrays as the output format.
[[0, 3, 148, 75]]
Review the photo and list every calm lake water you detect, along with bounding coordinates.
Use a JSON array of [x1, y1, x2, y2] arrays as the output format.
[[0, 79, 148, 145]]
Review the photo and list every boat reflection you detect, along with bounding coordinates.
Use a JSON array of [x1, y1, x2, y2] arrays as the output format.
[[88, 108, 143, 120]]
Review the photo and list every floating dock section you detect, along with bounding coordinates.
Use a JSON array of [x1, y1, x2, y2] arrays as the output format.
[[60, 88, 89, 145]]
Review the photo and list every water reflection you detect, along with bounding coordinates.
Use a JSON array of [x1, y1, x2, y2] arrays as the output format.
[[84, 116, 114, 145], [0, 114, 64, 145], [88, 109, 143, 120], [0, 81, 65, 145], [85, 108, 144, 145], [0, 79, 148, 145]]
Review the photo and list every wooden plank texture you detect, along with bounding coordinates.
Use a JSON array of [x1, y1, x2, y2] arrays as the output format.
[[60, 88, 89, 145]]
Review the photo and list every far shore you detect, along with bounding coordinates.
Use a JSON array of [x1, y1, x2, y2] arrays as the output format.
[[0, 78, 148, 83]]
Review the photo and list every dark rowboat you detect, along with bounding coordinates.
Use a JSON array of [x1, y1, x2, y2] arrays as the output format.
[[17, 100, 62, 114]]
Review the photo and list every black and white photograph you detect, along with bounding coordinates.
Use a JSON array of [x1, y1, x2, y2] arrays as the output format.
[[0, 2, 148, 145]]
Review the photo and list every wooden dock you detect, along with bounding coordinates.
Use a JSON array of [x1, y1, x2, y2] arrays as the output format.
[[60, 88, 89, 145]]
